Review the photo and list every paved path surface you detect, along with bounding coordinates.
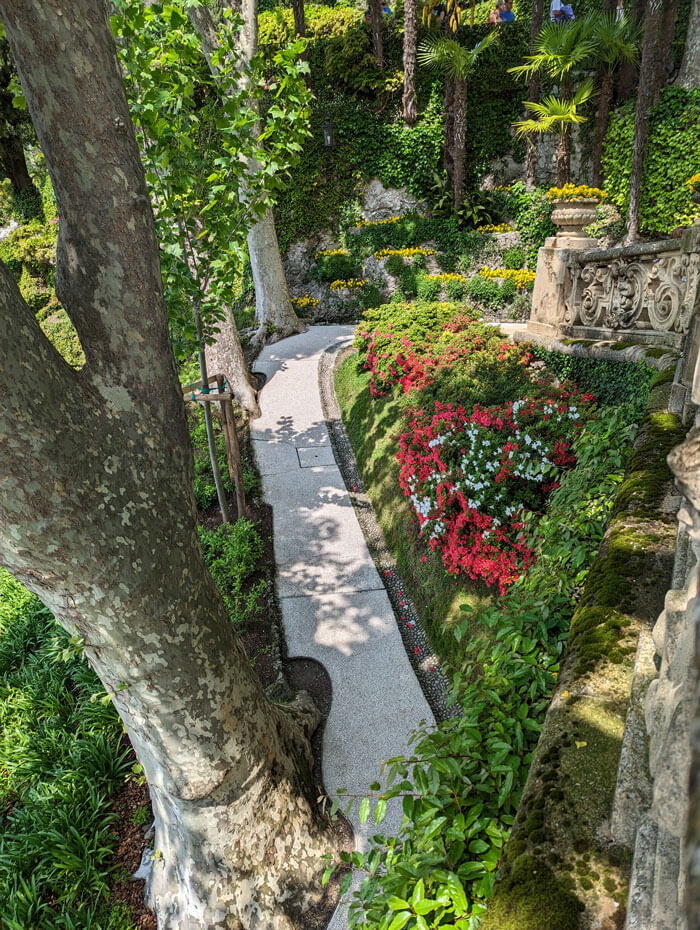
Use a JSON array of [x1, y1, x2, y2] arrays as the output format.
[[251, 326, 435, 927]]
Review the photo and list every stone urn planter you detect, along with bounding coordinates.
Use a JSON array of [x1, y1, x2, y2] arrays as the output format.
[[550, 198, 600, 239]]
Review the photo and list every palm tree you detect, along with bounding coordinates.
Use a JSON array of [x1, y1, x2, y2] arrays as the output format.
[[402, 0, 418, 125], [525, 0, 545, 189], [513, 81, 594, 185], [510, 20, 596, 185], [418, 31, 496, 214], [590, 12, 640, 187]]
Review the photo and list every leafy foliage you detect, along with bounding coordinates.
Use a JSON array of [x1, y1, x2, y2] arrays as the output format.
[[0, 570, 137, 930], [197, 520, 267, 627], [602, 86, 700, 234]]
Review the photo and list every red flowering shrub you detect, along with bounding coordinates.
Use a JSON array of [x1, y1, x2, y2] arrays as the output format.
[[397, 390, 595, 593], [355, 303, 532, 400]]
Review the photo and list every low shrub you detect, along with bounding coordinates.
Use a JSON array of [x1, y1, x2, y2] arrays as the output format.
[[502, 244, 525, 269], [197, 520, 266, 627], [416, 273, 441, 301], [312, 248, 359, 283]]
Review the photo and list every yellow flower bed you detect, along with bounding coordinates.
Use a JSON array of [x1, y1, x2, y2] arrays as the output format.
[[353, 216, 402, 229], [291, 295, 319, 308], [686, 173, 700, 194], [374, 246, 436, 260], [479, 267, 536, 288], [330, 278, 367, 290], [425, 272, 467, 282], [477, 223, 513, 234], [315, 247, 350, 260], [546, 184, 607, 203]]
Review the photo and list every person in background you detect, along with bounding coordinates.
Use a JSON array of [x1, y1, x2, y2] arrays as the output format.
[[488, 0, 505, 23], [500, 0, 515, 22], [550, 0, 575, 21], [616, 0, 624, 19]]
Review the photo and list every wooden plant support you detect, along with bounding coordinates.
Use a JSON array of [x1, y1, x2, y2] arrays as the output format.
[[182, 373, 247, 520]]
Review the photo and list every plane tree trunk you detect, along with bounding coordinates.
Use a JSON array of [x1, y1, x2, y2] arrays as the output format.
[[0, 3, 335, 928]]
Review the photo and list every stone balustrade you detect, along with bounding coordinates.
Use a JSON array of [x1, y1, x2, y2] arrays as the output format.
[[528, 220, 700, 352]]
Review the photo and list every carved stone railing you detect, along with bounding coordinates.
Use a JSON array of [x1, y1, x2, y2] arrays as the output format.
[[529, 227, 700, 351]]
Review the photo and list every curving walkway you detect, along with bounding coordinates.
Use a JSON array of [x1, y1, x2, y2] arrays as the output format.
[[251, 326, 435, 928]]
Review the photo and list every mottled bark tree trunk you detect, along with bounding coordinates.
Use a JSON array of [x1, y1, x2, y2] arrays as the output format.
[[239, 0, 305, 347], [556, 128, 570, 186], [678, 0, 700, 89], [592, 67, 613, 188], [0, 4, 335, 929], [626, 0, 663, 242], [525, 0, 544, 190], [205, 308, 260, 417], [452, 76, 467, 214], [402, 0, 418, 125], [371, 0, 384, 71]]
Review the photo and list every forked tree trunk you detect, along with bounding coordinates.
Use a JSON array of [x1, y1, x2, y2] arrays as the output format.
[[678, 0, 700, 89], [0, 5, 336, 929], [627, 0, 663, 241], [402, 0, 418, 125], [592, 67, 613, 188], [452, 75, 467, 214], [205, 307, 260, 417]]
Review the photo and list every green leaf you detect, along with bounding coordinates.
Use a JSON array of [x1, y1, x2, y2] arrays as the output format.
[[358, 797, 370, 824], [387, 912, 412, 930]]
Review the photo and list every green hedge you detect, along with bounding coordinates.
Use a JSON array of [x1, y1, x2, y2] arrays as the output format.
[[603, 87, 700, 235]]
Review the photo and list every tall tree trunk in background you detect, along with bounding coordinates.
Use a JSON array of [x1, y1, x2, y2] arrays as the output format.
[[291, 0, 306, 37], [556, 130, 570, 186], [452, 75, 467, 214], [678, 0, 700, 89], [0, 132, 33, 194], [654, 0, 679, 102], [402, 0, 418, 124], [525, 0, 544, 189], [205, 307, 260, 417], [371, 0, 384, 70], [592, 67, 613, 188], [626, 0, 663, 242], [616, 0, 644, 100], [0, 4, 336, 930], [239, 0, 305, 347], [444, 75, 455, 187]]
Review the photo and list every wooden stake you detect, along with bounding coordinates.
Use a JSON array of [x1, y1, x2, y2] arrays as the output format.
[[217, 375, 246, 520]]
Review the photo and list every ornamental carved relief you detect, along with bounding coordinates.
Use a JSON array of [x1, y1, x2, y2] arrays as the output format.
[[570, 249, 700, 334]]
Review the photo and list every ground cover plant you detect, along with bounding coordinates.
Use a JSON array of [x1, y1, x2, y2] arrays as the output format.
[[334, 300, 653, 927]]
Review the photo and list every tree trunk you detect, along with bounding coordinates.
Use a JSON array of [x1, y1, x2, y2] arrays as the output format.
[[402, 0, 418, 125], [556, 129, 570, 186], [627, 0, 663, 242], [444, 75, 455, 188], [0, 132, 32, 193], [291, 0, 306, 37], [0, 4, 336, 929], [678, 0, 700, 89], [371, 0, 384, 71], [592, 67, 613, 188], [616, 0, 645, 100], [453, 76, 467, 215], [190, 0, 305, 351], [525, 0, 544, 189], [205, 308, 260, 417], [654, 0, 679, 102]]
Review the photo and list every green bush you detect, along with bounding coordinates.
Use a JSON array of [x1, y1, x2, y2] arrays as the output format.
[[399, 265, 418, 297], [466, 274, 502, 308], [502, 244, 525, 270], [0, 218, 56, 279], [197, 520, 266, 627], [384, 253, 405, 277], [444, 275, 466, 300], [190, 408, 257, 510], [603, 87, 700, 235], [416, 273, 441, 300], [311, 249, 359, 283]]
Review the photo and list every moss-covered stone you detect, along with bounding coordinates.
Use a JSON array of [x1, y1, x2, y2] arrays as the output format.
[[614, 409, 685, 516], [480, 857, 584, 930]]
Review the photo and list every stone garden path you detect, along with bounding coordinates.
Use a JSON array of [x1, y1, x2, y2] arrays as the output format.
[[251, 325, 435, 928]]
